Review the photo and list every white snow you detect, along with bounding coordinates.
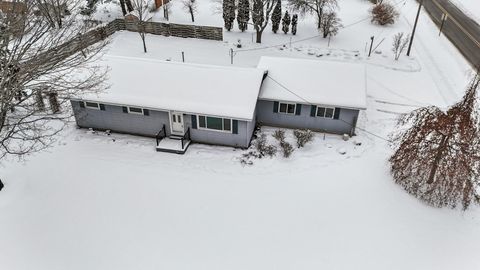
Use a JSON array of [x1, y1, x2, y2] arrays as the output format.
[[1, 0, 480, 269], [450, 0, 480, 23], [80, 55, 265, 121], [258, 56, 367, 109]]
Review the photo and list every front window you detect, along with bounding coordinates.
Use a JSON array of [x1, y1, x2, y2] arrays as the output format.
[[279, 102, 296, 114], [316, 107, 335, 119], [198, 115, 232, 132]]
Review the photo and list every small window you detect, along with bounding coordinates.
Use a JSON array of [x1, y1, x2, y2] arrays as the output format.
[[316, 106, 335, 119], [278, 102, 296, 115], [85, 102, 100, 109], [128, 107, 143, 114]]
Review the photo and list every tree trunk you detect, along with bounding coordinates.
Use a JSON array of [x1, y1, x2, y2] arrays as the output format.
[[0, 178, 3, 191], [119, 0, 127, 15], [141, 34, 147, 53], [427, 134, 449, 184], [125, 0, 134, 12], [256, 30, 263, 43], [189, 7, 194, 22]]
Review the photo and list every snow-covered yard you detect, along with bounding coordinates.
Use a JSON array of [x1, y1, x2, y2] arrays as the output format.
[[1, 0, 480, 269]]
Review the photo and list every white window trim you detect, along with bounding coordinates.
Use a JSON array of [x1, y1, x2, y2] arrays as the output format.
[[85, 102, 100, 110], [278, 102, 297, 115], [316, 106, 336, 119], [127, 106, 144, 115], [197, 115, 233, 134]]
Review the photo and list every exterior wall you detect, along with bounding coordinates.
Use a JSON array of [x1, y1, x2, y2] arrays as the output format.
[[183, 114, 253, 148], [256, 100, 360, 135], [71, 100, 254, 148], [71, 101, 171, 137]]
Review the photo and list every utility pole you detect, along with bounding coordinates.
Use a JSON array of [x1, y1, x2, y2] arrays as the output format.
[[230, 48, 234, 64], [181, 51, 185, 62], [368, 36, 374, 57], [439, 13, 448, 36], [407, 0, 424, 56]]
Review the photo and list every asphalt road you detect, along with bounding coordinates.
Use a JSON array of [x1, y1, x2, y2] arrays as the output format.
[[418, 0, 480, 69]]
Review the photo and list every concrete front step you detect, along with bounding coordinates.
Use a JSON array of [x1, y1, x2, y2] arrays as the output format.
[[156, 137, 191, 154]]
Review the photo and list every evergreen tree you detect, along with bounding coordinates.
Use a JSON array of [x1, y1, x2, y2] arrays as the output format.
[[223, 0, 236, 31], [291, 14, 298, 35], [281, 11, 291, 34], [271, 0, 281, 33], [237, 0, 250, 32]]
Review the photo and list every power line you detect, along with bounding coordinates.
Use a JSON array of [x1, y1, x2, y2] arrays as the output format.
[[265, 75, 393, 142]]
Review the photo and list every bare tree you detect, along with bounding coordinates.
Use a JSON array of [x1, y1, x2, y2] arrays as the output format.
[[392, 32, 409, 60], [389, 74, 480, 210], [131, 0, 153, 53], [251, 0, 275, 43], [0, 1, 108, 159], [287, 0, 337, 29], [182, 0, 197, 22], [34, 0, 75, 28], [319, 11, 341, 38]]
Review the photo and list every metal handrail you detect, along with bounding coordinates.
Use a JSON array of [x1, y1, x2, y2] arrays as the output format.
[[181, 127, 190, 149], [155, 124, 166, 146]]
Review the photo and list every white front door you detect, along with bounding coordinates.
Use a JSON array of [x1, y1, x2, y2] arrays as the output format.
[[171, 112, 184, 135]]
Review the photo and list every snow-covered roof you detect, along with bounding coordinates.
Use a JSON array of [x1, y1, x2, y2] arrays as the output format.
[[79, 55, 266, 121], [257, 57, 367, 110]]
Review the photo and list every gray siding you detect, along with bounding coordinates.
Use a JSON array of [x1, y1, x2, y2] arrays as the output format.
[[71, 100, 170, 137], [71, 100, 255, 148], [256, 100, 359, 135]]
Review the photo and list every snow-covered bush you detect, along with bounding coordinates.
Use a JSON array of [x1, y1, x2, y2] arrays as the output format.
[[272, 129, 286, 142], [371, 2, 398, 25], [279, 141, 294, 158], [293, 129, 314, 148], [255, 133, 277, 157]]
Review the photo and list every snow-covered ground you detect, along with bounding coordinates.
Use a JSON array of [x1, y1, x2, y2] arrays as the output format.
[[450, 0, 480, 22], [1, 0, 479, 269]]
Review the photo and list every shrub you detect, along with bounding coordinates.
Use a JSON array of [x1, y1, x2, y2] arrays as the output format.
[[293, 129, 314, 148], [272, 129, 286, 142], [371, 2, 399, 25], [280, 141, 294, 158], [254, 133, 277, 157]]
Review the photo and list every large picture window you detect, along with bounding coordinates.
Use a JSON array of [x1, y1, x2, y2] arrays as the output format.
[[278, 102, 296, 114], [316, 106, 335, 119], [198, 115, 232, 132]]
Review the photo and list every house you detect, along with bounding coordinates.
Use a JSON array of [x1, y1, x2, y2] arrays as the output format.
[[71, 56, 366, 154], [256, 57, 366, 136], [0, 1, 26, 14], [154, 0, 170, 10], [71, 56, 265, 153]]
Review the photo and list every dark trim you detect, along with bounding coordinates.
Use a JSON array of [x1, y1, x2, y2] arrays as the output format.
[[333, 107, 341, 119], [191, 115, 197, 129], [295, 104, 302, 115], [232, 120, 238, 134], [273, 101, 279, 113], [310, 105, 317, 117]]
